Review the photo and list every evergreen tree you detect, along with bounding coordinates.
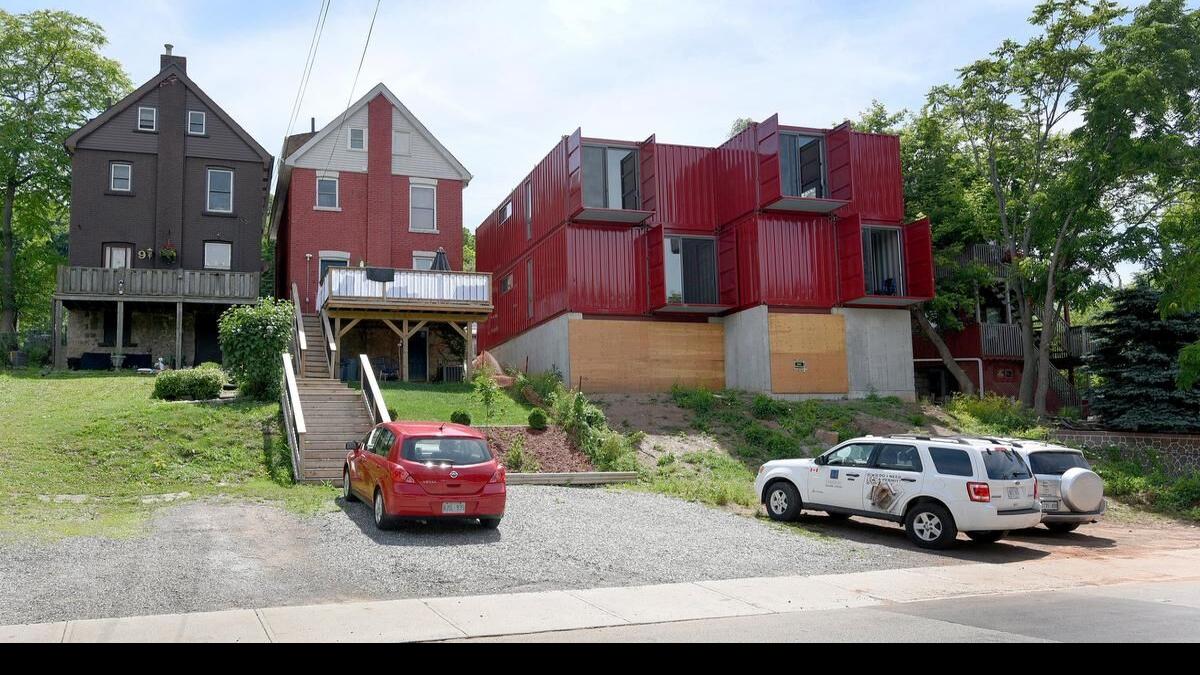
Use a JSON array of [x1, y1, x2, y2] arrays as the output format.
[[1087, 285, 1200, 432]]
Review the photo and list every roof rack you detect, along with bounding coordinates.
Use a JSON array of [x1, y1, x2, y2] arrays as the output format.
[[955, 435, 1025, 448], [886, 435, 971, 445]]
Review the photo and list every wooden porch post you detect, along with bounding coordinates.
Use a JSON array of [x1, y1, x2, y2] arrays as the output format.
[[466, 321, 477, 380], [114, 300, 125, 367], [175, 302, 183, 369], [51, 299, 63, 369], [334, 317, 341, 380], [401, 319, 409, 383]]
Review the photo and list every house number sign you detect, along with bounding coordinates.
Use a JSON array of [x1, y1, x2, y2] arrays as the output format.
[[137, 248, 155, 260]]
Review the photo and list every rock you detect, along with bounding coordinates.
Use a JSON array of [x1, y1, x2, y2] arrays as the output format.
[[814, 430, 839, 447]]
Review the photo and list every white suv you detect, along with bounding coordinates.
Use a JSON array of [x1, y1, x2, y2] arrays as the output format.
[[755, 435, 1043, 549], [1007, 440, 1106, 533]]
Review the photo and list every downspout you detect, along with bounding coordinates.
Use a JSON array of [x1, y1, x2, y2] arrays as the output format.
[[913, 358, 985, 397]]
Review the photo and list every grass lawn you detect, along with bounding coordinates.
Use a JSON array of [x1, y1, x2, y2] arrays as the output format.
[[0, 369, 336, 539], [379, 381, 534, 426]]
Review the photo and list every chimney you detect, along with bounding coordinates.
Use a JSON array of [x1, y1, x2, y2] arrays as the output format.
[[311, 117, 316, 133], [160, 44, 187, 73]]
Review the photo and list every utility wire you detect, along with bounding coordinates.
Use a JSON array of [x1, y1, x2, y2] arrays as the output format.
[[285, 0, 331, 140], [321, 0, 382, 175]]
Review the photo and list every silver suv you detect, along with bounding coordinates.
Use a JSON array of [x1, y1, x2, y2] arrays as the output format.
[[1007, 440, 1105, 533]]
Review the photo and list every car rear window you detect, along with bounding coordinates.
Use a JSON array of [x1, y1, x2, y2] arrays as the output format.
[[928, 447, 974, 477], [982, 448, 1032, 479], [1028, 451, 1091, 475], [402, 437, 492, 465]]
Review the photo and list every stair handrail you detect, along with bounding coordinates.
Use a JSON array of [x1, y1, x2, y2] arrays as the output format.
[[320, 308, 337, 379], [281, 351, 307, 482], [290, 283, 307, 377], [359, 353, 392, 425]]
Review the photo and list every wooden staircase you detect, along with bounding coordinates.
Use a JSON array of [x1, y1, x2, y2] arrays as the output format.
[[290, 314, 376, 483]]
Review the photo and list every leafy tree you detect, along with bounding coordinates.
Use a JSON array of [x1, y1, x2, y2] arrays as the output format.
[[218, 298, 294, 400], [727, 117, 755, 139], [1087, 284, 1200, 432], [462, 226, 475, 271], [1155, 196, 1200, 388], [0, 10, 130, 334], [471, 365, 501, 427]]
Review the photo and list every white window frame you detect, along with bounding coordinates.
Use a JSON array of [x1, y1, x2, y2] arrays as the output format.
[[499, 199, 512, 223], [188, 111, 206, 135], [203, 241, 232, 270], [103, 243, 133, 270], [137, 106, 157, 132], [315, 174, 340, 210], [412, 250, 437, 271], [348, 127, 367, 151], [409, 183, 438, 233], [206, 168, 234, 213], [392, 130, 411, 156], [109, 163, 132, 192]]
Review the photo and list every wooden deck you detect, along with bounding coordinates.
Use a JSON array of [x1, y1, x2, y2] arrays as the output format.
[[318, 267, 492, 321], [54, 266, 260, 303]]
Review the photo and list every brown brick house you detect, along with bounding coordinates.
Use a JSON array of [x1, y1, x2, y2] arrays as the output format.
[[53, 46, 273, 369]]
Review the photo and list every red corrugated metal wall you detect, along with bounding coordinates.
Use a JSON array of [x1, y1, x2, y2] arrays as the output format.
[[718, 227, 739, 307], [827, 123, 854, 203], [903, 217, 934, 298], [714, 125, 758, 225], [849, 132, 904, 223], [836, 214, 865, 302], [734, 215, 761, 308], [479, 227, 568, 350], [754, 214, 839, 307], [646, 225, 666, 310], [652, 144, 718, 233], [756, 114, 782, 208], [567, 225, 647, 315]]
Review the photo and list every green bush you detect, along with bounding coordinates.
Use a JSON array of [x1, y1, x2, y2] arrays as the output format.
[[450, 409, 472, 425], [670, 385, 717, 414], [504, 436, 540, 473], [472, 366, 503, 425], [551, 389, 639, 472], [528, 408, 548, 431], [751, 394, 790, 420], [218, 298, 294, 401], [152, 368, 224, 401], [946, 393, 1042, 437]]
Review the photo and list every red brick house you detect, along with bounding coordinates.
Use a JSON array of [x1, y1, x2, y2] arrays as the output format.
[[270, 84, 489, 383], [475, 115, 935, 397]]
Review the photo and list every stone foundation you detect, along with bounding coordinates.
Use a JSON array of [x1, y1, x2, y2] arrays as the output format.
[[66, 306, 197, 367], [1052, 429, 1200, 476]]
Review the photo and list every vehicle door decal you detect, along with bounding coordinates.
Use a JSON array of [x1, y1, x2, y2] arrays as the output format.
[[865, 472, 909, 515]]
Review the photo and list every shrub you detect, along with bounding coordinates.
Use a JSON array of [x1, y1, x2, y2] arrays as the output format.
[[387, 407, 398, 421], [472, 366, 502, 425], [528, 408, 548, 430], [218, 298, 294, 400], [504, 436, 540, 473], [152, 368, 224, 401], [450, 409, 472, 425], [946, 393, 1040, 436], [750, 394, 789, 420], [670, 385, 716, 414]]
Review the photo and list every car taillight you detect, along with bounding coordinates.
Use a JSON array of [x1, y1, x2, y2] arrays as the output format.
[[392, 466, 414, 484], [490, 465, 506, 484], [967, 482, 991, 502]]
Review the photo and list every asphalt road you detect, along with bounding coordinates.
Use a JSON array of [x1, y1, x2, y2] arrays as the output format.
[[457, 580, 1200, 643]]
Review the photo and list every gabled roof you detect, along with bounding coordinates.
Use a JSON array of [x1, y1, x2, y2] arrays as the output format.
[[64, 63, 272, 165], [282, 83, 472, 183]]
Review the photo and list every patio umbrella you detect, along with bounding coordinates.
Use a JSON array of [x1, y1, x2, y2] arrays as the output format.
[[431, 247, 451, 271]]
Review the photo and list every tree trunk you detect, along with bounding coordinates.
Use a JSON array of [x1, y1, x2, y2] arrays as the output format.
[[1017, 294, 1037, 407], [0, 181, 17, 335], [910, 306, 976, 396]]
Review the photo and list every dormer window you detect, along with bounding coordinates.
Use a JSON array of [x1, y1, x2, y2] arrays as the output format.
[[137, 107, 157, 132], [188, 111, 206, 135], [348, 127, 366, 151]]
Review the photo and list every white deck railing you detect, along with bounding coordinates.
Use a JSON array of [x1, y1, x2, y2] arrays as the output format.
[[317, 267, 491, 309]]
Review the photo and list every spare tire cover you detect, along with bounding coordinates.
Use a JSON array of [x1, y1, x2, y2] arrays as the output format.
[[1060, 467, 1104, 512]]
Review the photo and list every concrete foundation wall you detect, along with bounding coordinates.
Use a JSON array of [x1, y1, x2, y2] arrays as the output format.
[[488, 313, 575, 383], [835, 307, 916, 400], [723, 305, 771, 392]]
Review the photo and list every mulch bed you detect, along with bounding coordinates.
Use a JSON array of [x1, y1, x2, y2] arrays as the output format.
[[479, 426, 594, 473]]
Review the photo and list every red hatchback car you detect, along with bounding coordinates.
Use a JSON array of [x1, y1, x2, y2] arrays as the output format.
[[343, 422, 506, 530]]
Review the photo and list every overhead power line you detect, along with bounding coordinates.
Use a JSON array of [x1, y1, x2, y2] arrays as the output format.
[[321, 0, 382, 174]]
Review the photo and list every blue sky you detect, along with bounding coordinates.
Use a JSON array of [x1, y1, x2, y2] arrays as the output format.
[[11, 0, 1050, 231]]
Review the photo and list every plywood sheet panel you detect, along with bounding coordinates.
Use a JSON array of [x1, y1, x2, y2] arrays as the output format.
[[768, 313, 849, 394], [568, 319, 725, 393]]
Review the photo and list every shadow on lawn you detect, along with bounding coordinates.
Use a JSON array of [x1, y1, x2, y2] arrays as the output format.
[[334, 497, 503, 547]]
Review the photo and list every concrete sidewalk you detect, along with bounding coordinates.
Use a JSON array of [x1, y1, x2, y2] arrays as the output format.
[[5, 548, 1198, 643]]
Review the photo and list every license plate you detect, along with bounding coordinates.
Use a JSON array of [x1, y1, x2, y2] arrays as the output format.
[[1042, 499, 1059, 512], [441, 502, 466, 514], [1007, 487, 1021, 499]]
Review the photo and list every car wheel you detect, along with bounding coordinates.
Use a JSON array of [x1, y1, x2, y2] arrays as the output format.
[[825, 511, 852, 521], [480, 517, 502, 530], [905, 502, 958, 549], [764, 481, 802, 522], [342, 468, 357, 502], [966, 530, 1007, 544], [373, 490, 393, 531], [1045, 522, 1080, 534]]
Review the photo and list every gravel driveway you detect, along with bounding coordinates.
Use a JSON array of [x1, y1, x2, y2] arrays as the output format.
[[0, 486, 945, 625]]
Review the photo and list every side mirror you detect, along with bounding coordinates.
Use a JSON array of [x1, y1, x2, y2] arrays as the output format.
[[814, 455, 826, 466], [346, 441, 361, 452]]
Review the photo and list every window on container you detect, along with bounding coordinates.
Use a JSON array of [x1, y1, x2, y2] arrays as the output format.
[[779, 132, 825, 198], [206, 168, 234, 213], [412, 251, 435, 270], [499, 200, 512, 223], [188, 111, 206, 135], [411, 185, 437, 232], [103, 243, 133, 269], [137, 106, 157, 132], [526, 260, 534, 319], [499, 274, 513, 294], [109, 163, 132, 192], [582, 145, 639, 210], [316, 176, 339, 208], [348, 127, 366, 151], [664, 236, 719, 305], [204, 241, 232, 270], [862, 226, 905, 296], [524, 180, 533, 239]]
